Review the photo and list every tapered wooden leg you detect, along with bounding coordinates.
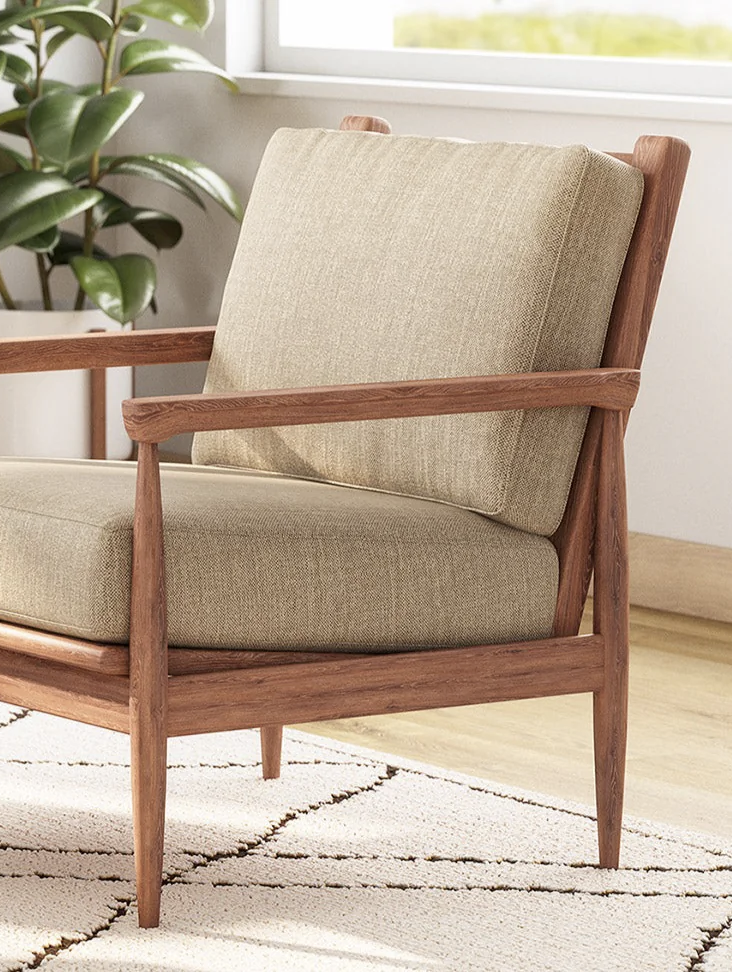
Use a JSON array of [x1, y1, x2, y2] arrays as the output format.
[[130, 442, 168, 928], [592, 410, 629, 868], [260, 725, 283, 779]]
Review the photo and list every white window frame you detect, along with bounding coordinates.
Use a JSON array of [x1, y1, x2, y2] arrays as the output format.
[[255, 0, 732, 100]]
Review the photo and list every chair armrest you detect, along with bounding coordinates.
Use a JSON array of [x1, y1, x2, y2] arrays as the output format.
[[122, 367, 640, 443], [0, 326, 216, 374]]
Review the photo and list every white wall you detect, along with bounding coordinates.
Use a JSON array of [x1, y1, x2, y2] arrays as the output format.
[[33, 9, 732, 549]]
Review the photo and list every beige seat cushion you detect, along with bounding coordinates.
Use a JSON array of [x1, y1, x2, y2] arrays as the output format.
[[0, 458, 558, 649], [194, 128, 644, 536]]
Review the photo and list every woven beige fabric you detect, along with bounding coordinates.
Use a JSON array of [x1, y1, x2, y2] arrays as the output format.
[[0, 458, 557, 648], [193, 128, 643, 536]]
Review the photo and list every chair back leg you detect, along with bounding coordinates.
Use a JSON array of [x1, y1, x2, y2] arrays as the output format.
[[592, 409, 630, 867], [260, 724, 283, 779]]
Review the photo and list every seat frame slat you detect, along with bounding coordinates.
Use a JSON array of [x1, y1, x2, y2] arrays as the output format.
[[0, 634, 604, 738]]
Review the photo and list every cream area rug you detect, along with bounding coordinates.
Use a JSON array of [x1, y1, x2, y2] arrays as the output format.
[[1, 703, 731, 973]]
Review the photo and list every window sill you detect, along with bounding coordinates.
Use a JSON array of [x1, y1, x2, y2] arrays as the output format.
[[238, 71, 732, 123]]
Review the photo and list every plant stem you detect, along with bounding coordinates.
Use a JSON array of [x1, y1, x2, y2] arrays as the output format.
[[0, 267, 17, 310], [35, 254, 53, 310], [30, 3, 53, 307], [77, 0, 125, 308]]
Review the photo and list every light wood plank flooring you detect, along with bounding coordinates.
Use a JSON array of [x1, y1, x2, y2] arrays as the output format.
[[298, 605, 732, 841]]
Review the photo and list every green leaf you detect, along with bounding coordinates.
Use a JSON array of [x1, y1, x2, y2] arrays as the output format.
[[119, 12, 146, 35], [70, 253, 156, 323], [0, 3, 113, 40], [1, 51, 34, 88], [0, 144, 31, 173], [93, 189, 183, 249], [123, 0, 213, 31], [48, 229, 111, 267], [26, 88, 144, 170], [46, 27, 75, 59], [0, 171, 102, 251], [119, 39, 238, 91], [13, 78, 71, 106], [108, 152, 242, 219], [19, 225, 60, 253], [43, 11, 114, 42], [0, 106, 28, 137], [98, 153, 205, 208]]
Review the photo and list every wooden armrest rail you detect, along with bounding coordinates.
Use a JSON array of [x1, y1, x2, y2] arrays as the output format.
[[0, 326, 216, 374], [123, 368, 640, 442]]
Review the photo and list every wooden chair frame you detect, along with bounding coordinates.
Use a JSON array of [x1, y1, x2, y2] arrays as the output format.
[[0, 117, 690, 928]]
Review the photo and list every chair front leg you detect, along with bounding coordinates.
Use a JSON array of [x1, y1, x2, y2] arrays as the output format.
[[592, 409, 630, 868], [130, 441, 169, 927]]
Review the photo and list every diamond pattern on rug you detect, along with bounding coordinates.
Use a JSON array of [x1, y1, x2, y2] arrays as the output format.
[[0, 710, 730, 972]]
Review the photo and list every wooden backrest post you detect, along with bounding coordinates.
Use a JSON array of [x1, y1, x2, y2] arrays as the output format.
[[552, 136, 690, 636]]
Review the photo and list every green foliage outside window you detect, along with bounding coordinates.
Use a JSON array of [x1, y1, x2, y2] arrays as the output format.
[[394, 12, 732, 61]]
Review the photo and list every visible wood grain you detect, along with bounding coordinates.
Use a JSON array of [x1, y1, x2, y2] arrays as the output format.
[[167, 636, 605, 737], [129, 442, 168, 928], [551, 136, 691, 638], [260, 726, 283, 780], [603, 136, 691, 372], [0, 647, 128, 731], [0, 326, 215, 374], [123, 368, 640, 443], [551, 410, 602, 638], [593, 410, 630, 868], [0, 621, 128, 675], [167, 648, 359, 675], [340, 115, 392, 134], [90, 367, 107, 460]]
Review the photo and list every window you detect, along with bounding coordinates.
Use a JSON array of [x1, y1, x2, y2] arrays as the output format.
[[258, 0, 732, 98]]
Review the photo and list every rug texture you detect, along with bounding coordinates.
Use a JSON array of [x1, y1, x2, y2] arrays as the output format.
[[0, 702, 730, 973]]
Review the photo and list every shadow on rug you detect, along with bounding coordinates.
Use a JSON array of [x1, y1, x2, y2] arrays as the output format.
[[0, 703, 730, 972]]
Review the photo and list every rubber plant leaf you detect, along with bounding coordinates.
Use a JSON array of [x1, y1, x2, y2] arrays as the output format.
[[18, 225, 61, 253], [0, 106, 28, 137], [0, 3, 113, 41], [118, 39, 238, 91], [70, 253, 157, 323], [93, 189, 183, 249], [13, 79, 71, 107], [0, 171, 102, 251], [0, 51, 32, 88], [48, 229, 111, 267], [26, 88, 144, 171], [46, 28, 76, 59], [119, 12, 146, 35], [0, 144, 31, 173], [109, 152, 242, 219], [122, 0, 213, 31], [97, 154, 206, 208]]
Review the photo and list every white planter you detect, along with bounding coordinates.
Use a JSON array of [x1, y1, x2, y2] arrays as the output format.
[[0, 307, 133, 460]]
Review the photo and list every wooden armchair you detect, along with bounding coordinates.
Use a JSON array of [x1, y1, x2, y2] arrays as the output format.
[[0, 117, 690, 928]]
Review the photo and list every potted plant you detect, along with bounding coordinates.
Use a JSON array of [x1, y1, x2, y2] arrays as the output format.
[[0, 0, 242, 458]]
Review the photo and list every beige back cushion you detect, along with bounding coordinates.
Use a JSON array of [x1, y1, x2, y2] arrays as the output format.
[[193, 128, 643, 536]]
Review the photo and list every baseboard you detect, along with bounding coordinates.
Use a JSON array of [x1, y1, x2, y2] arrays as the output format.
[[628, 532, 732, 624]]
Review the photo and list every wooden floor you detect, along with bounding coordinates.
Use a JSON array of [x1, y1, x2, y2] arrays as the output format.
[[299, 605, 732, 841]]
